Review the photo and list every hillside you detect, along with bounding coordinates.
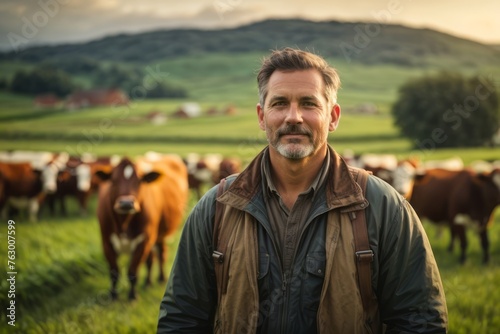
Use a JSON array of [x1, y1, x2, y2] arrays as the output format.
[[2, 18, 499, 67]]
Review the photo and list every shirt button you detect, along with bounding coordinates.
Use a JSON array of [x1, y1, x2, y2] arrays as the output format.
[[317, 269, 322, 274]]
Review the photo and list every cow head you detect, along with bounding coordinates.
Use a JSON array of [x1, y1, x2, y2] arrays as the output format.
[[39, 163, 59, 193], [95, 158, 161, 215], [492, 168, 500, 191], [391, 160, 419, 198], [31, 152, 69, 194], [75, 163, 92, 192], [477, 168, 500, 204]]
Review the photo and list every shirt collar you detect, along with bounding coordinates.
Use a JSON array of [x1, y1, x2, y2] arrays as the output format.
[[261, 147, 331, 198]]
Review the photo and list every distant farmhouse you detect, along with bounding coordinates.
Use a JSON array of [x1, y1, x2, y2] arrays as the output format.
[[344, 103, 379, 114], [34, 94, 62, 109], [145, 110, 168, 125], [65, 89, 129, 110], [172, 102, 201, 118]]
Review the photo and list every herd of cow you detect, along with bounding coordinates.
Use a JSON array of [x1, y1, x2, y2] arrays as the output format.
[[0, 150, 241, 299], [346, 153, 500, 264], [1, 150, 499, 299]]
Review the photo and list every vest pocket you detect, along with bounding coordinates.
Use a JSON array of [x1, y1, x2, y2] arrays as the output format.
[[258, 253, 270, 279], [306, 255, 326, 278], [301, 253, 326, 313], [257, 253, 270, 302]]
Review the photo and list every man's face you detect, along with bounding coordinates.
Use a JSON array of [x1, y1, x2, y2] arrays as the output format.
[[257, 69, 341, 160]]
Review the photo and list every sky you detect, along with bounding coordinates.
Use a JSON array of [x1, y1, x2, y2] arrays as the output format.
[[1, 0, 500, 52]]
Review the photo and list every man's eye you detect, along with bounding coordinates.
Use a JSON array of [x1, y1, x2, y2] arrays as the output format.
[[273, 101, 287, 107]]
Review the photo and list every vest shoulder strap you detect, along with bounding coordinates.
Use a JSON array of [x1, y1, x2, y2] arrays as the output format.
[[212, 177, 228, 302], [348, 167, 379, 332], [349, 168, 375, 313]]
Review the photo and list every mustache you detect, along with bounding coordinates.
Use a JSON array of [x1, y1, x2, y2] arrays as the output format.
[[276, 125, 311, 137]]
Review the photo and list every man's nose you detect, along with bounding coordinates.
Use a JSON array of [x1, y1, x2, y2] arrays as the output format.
[[285, 104, 303, 123]]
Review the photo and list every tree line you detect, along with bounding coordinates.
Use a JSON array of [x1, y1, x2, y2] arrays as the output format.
[[1, 57, 188, 99]]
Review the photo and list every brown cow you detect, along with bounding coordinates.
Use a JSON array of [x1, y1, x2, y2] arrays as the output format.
[[409, 168, 500, 264], [0, 162, 44, 222], [96, 155, 188, 300], [0, 153, 68, 222], [212, 157, 242, 184]]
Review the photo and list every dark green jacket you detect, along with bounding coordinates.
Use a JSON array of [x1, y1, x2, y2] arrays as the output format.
[[157, 146, 448, 333]]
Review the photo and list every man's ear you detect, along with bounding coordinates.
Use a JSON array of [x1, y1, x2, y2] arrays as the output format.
[[257, 103, 265, 131], [329, 103, 341, 132]]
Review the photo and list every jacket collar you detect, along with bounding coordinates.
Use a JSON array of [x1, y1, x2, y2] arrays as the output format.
[[219, 145, 367, 211]]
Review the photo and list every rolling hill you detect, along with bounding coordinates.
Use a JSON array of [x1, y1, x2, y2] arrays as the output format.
[[2, 18, 499, 68]]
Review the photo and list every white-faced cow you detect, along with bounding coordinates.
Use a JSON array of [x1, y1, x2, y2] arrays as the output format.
[[183, 153, 222, 199], [45, 155, 117, 217], [409, 168, 500, 264], [96, 155, 188, 300]]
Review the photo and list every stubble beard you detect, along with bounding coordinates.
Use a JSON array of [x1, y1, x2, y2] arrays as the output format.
[[268, 124, 315, 160]]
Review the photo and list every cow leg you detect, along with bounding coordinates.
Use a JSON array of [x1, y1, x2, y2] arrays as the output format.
[[59, 196, 67, 216], [77, 191, 89, 217], [28, 199, 39, 223], [144, 251, 154, 287], [479, 228, 490, 264], [103, 243, 120, 300], [447, 225, 455, 252], [110, 267, 120, 301], [82, 193, 90, 216], [128, 238, 153, 300], [157, 241, 167, 283], [127, 271, 138, 301], [45, 195, 56, 216], [0, 202, 8, 220], [455, 225, 467, 264]]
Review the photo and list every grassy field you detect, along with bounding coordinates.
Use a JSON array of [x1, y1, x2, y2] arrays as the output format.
[[1, 52, 500, 332]]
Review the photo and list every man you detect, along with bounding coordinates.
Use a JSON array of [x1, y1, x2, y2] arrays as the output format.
[[157, 48, 448, 333]]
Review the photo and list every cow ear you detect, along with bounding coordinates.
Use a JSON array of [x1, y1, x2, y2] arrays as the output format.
[[142, 171, 161, 183], [414, 173, 426, 181], [95, 170, 112, 181], [476, 172, 491, 182]]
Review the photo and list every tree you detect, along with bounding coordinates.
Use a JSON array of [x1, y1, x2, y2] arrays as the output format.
[[93, 65, 142, 92], [146, 82, 188, 99], [0, 78, 7, 90], [10, 67, 75, 97], [392, 72, 499, 148]]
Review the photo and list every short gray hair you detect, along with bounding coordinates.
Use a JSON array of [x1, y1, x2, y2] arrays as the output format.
[[257, 47, 341, 107]]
